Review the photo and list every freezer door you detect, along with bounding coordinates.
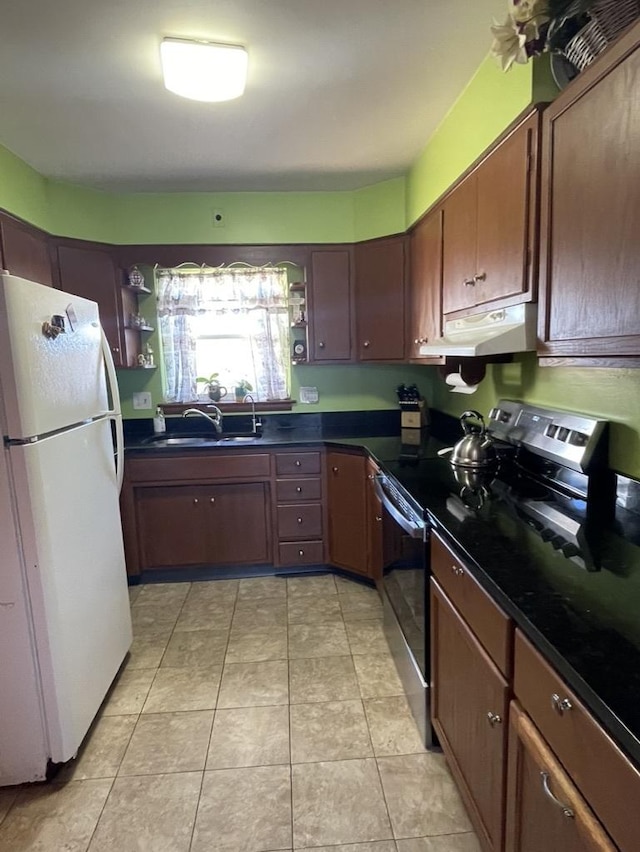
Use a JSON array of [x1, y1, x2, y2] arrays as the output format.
[[0, 273, 109, 439], [8, 417, 132, 763]]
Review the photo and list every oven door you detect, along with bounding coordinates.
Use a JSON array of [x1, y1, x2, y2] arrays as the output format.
[[374, 474, 434, 747]]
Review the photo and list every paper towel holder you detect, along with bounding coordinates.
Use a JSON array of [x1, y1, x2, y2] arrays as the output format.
[[439, 355, 512, 386]]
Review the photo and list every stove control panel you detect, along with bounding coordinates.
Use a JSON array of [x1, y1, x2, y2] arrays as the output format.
[[488, 400, 608, 472]]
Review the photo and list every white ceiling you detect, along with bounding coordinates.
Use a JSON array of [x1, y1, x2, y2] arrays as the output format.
[[0, 0, 504, 193]]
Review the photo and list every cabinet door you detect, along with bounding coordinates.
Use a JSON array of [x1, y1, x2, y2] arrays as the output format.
[[442, 174, 478, 314], [327, 451, 368, 576], [309, 250, 353, 361], [56, 244, 125, 366], [538, 32, 640, 358], [476, 117, 535, 307], [136, 485, 210, 568], [208, 482, 270, 565], [431, 579, 509, 851], [0, 215, 53, 286], [354, 236, 406, 361], [506, 702, 616, 852], [408, 209, 443, 362]]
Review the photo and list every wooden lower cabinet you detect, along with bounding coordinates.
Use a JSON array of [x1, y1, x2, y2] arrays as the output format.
[[326, 450, 368, 576], [135, 482, 270, 569], [506, 703, 616, 852], [431, 579, 509, 852]]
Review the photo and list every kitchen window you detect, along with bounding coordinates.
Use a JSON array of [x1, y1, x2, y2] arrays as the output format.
[[156, 264, 291, 403]]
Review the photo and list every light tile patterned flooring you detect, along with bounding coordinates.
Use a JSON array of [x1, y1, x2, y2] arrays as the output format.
[[0, 574, 481, 852]]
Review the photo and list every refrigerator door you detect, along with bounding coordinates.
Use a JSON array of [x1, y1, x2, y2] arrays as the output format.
[[0, 446, 48, 785], [8, 417, 132, 764], [0, 273, 109, 440]]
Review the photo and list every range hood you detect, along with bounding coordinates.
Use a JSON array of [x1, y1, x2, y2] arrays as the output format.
[[419, 303, 537, 358]]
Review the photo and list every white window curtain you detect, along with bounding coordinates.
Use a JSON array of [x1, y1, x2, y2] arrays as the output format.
[[156, 266, 290, 403]]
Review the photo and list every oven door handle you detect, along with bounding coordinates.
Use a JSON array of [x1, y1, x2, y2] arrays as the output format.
[[374, 475, 425, 540]]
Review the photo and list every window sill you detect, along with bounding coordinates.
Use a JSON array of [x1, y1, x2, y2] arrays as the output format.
[[161, 400, 295, 414]]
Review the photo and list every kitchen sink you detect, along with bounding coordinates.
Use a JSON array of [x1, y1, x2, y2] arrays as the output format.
[[142, 433, 262, 447]]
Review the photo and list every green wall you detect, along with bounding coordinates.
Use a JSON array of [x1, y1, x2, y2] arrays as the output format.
[[431, 355, 640, 478], [1, 53, 637, 477]]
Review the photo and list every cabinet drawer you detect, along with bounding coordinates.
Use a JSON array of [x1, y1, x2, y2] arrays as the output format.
[[275, 451, 322, 476], [278, 540, 324, 565], [276, 477, 322, 503], [127, 453, 271, 482], [277, 504, 323, 540], [431, 532, 512, 677], [514, 630, 640, 852]]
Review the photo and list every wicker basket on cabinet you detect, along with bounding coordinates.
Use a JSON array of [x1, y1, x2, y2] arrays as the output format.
[[562, 0, 639, 70]]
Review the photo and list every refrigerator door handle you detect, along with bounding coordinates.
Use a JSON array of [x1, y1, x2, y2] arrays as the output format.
[[100, 329, 125, 494], [100, 328, 122, 419]]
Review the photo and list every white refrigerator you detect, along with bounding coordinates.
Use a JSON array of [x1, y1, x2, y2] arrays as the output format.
[[0, 272, 132, 786]]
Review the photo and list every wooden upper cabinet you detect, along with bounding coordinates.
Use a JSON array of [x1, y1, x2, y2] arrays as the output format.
[[326, 450, 368, 576], [56, 243, 125, 366], [308, 249, 353, 361], [408, 208, 443, 362], [443, 110, 540, 315], [538, 22, 640, 360], [354, 235, 406, 361], [0, 215, 53, 286]]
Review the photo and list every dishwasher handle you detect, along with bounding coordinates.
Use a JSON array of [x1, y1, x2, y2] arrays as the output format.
[[373, 475, 425, 540]]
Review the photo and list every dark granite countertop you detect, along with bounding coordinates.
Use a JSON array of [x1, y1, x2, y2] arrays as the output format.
[[382, 454, 640, 771], [123, 414, 640, 768]]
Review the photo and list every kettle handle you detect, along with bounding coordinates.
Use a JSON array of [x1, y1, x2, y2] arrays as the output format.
[[460, 410, 486, 436]]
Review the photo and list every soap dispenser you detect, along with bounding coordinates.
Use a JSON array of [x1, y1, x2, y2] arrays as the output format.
[[153, 406, 166, 434]]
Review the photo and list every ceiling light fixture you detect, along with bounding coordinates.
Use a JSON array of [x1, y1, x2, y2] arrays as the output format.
[[160, 38, 248, 102]]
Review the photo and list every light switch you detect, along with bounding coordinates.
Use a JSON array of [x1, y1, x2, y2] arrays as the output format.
[[133, 392, 153, 410]]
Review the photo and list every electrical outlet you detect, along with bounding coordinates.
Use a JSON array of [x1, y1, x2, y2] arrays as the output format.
[[299, 386, 319, 404], [212, 209, 225, 227], [133, 392, 153, 410]]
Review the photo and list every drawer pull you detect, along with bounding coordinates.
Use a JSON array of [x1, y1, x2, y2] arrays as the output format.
[[332, 466, 339, 473], [210, 497, 215, 504], [193, 498, 199, 504], [296, 486, 302, 493], [486, 712, 502, 727], [463, 277, 476, 287], [298, 549, 304, 557], [375, 515, 382, 522], [551, 693, 573, 715], [295, 460, 302, 467], [540, 772, 575, 819], [451, 565, 464, 576], [297, 517, 303, 524], [474, 271, 487, 283]]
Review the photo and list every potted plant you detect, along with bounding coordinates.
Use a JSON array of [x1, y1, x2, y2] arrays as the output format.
[[196, 372, 227, 402], [234, 379, 253, 403]]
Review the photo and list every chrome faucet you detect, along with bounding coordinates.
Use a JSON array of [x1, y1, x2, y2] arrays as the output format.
[[183, 406, 223, 435], [243, 394, 262, 435]]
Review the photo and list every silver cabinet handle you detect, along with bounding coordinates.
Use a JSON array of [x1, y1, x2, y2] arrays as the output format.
[[551, 693, 573, 715], [451, 565, 464, 576], [363, 341, 370, 348], [375, 515, 382, 522], [210, 497, 215, 504], [332, 466, 339, 473], [193, 498, 199, 504], [298, 549, 304, 556], [487, 712, 502, 727], [318, 341, 325, 348], [474, 271, 487, 283], [295, 460, 302, 467], [297, 517, 303, 524], [540, 772, 574, 818], [296, 486, 302, 493], [463, 278, 476, 287]]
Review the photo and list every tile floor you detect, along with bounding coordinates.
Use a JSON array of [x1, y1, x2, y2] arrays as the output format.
[[0, 574, 481, 852]]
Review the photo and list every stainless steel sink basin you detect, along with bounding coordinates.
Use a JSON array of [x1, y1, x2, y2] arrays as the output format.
[[146, 436, 219, 447], [142, 433, 262, 447]]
